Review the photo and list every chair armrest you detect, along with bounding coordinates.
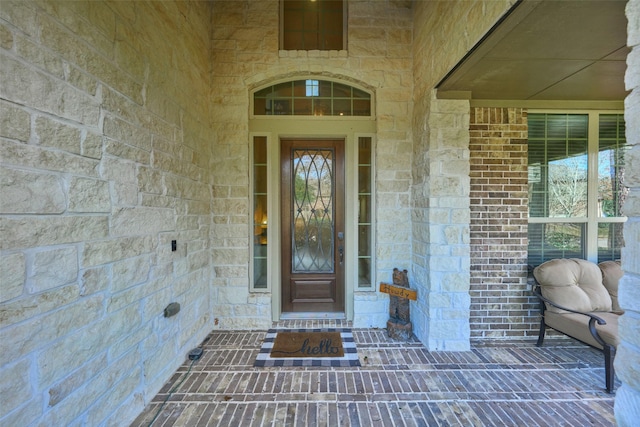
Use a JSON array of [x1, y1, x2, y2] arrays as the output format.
[[532, 285, 608, 347]]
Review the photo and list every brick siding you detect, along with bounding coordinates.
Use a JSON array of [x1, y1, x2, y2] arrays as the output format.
[[469, 107, 539, 339]]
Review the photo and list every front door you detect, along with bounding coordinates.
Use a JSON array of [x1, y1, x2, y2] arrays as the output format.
[[281, 139, 345, 313]]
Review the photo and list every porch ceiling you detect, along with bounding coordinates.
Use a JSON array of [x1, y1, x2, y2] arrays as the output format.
[[436, 0, 629, 101]]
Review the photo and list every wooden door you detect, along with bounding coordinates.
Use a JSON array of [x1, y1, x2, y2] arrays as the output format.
[[281, 139, 345, 313]]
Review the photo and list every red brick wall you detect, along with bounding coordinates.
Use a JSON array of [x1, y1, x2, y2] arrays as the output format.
[[469, 108, 538, 339]]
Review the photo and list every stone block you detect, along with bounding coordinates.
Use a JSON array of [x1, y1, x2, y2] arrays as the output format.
[[0, 216, 108, 251], [0, 21, 12, 49], [1, 139, 99, 177], [103, 115, 152, 151], [0, 100, 30, 141], [0, 252, 25, 302], [16, 33, 65, 77], [620, 274, 640, 312], [0, 295, 104, 366], [0, 284, 80, 326], [82, 235, 154, 268], [47, 352, 108, 407], [111, 255, 151, 292], [627, 0, 640, 47], [1, 53, 99, 126], [105, 138, 150, 164], [620, 315, 640, 349], [0, 1, 38, 38], [137, 166, 164, 195], [85, 364, 141, 426], [68, 176, 110, 213], [37, 304, 139, 387], [0, 359, 31, 418], [616, 343, 640, 390], [42, 356, 139, 426], [82, 132, 103, 159], [0, 167, 66, 214], [81, 265, 110, 296], [30, 246, 78, 293], [110, 207, 175, 237]]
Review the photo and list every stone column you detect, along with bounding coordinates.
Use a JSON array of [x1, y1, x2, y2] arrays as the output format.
[[411, 92, 471, 351], [616, 1, 640, 425]]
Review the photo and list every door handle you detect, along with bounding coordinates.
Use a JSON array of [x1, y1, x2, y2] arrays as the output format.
[[338, 245, 343, 265]]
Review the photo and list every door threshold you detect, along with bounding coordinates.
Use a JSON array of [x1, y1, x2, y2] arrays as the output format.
[[280, 312, 346, 320]]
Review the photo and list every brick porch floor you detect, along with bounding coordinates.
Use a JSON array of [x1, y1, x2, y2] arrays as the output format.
[[131, 321, 617, 426]]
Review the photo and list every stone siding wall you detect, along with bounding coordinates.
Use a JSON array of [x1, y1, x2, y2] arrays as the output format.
[[617, 0, 640, 424], [469, 107, 536, 339], [209, 0, 414, 329], [0, 1, 214, 426]]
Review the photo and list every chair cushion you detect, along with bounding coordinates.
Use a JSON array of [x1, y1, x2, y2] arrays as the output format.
[[598, 260, 623, 313], [545, 310, 620, 349], [534, 258, 612, 313]]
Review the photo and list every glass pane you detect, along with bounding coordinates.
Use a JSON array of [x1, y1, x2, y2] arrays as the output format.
[[254, 98, 267, 116], [352, 99, 371, 116], [359, 138, 372, 162], [272, 99, 290, 115], [293, 80, 308, 97], [253, 136, 268, 289], [528, 222, 586, 266], [313, 99, 331, 116], [254, 137, 267, 163], [358, 258, 371, 286], [358, 166, 371, 193], [597, 222, 623, 262], [358, 195, 371, 223], [292, 149, 334, 272], [332, 82, 351, 97], [254, 87, 272, 98], [358, 225, 370, 255], [254, 166, 267, 193], [318, 80, 332, 97], [548, 153, 587, 217], [293, 98, 312, 115], [254, 257, 267, 289], [273, 82, 293, 97], [333, 99, 351, 116], [599, 114, 628, 218], [528, 114, 588, 218]]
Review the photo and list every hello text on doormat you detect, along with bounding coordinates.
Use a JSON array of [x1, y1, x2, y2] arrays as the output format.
[[254, 329, 361, 367]]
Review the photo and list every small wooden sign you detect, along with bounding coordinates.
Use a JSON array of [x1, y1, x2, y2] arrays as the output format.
[[379, 283, 417, 300]]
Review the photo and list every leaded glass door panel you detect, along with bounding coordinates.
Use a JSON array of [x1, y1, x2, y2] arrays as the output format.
[[281, 139, 345, 313]]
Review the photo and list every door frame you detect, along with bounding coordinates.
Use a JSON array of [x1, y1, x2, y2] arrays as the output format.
[[249, 118, 376, 321]]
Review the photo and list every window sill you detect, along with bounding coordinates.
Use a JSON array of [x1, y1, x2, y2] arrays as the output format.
[[279, 50, 348, 59]]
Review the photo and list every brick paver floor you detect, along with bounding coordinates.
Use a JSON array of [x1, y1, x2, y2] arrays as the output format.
[[131, 321, 617, 426]]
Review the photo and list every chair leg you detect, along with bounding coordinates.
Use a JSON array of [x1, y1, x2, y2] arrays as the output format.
[[604, 344, 616, 393], [536, 317, 546, 347]]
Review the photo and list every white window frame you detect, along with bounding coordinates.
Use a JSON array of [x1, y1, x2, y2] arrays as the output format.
[[528, 110, 627, 264]]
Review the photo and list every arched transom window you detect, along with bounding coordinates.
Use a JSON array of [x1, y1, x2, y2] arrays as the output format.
[[253, 79, 371, 116]]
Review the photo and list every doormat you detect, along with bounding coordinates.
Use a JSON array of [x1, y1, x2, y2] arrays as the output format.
[[254, 328, 361, 367]]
